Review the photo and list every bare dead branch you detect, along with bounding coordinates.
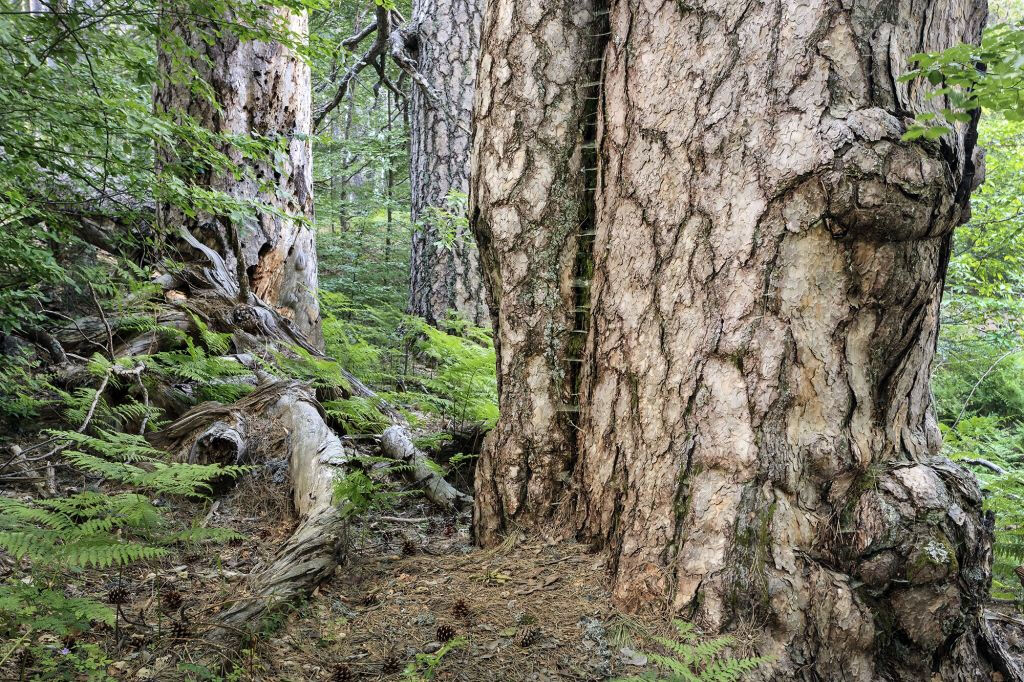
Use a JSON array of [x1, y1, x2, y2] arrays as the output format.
[[313, 7, 390, 131]]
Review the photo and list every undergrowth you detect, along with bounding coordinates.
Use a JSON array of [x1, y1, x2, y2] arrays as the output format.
[[613, 621, 768, 682]]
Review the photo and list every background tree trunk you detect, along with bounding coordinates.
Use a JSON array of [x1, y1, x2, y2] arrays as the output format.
[[407, 0, 487, 327], [473, 0, 997, 678], [155, 7, 322, 347]]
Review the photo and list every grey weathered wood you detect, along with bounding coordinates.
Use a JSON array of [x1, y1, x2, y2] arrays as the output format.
[[381, 425, 472, 511]]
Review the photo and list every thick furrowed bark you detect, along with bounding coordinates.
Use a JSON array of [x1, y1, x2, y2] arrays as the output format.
[[469, 0, 599, 545], [406, 0, 486, 327], [468, 0, 1024, 678], [566, 1, 991, 679]]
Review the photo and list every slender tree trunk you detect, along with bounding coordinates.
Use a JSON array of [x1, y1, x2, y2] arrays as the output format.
[[406, 0, 487, 327], [154, 5, 322, 348], [385, 89, 394, 285], [472, 0, 999, 679]]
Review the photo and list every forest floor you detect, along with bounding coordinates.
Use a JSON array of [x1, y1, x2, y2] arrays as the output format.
[[17, 454, 687, 682]]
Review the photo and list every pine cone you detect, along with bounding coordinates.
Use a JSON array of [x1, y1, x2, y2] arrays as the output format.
[[381, 653, 401, 674], [169, 619, 191, 641], [361, 591, 378, 606], [516, 626, 541, 648], [161, 589, 184, 612], [107, 585, 130, 605], [436, 623, 456, 643], [331, 663, 355, 682], [452, 598, 470, 621], [401, 538, 417, 556], [1015, 564, 1024, 587], [442, 521, 456, 538], [16, 648, 35, 671]]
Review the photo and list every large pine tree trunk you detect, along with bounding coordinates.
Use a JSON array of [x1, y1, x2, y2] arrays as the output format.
[[406, 0, 487, 326], [155, 7, 322, 347], [472, 0, 1001, 678], [470, 0, 600, 544]]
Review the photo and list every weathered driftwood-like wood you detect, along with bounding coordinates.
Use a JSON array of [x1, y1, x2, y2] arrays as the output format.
[[381, 425, 472, 511], [213, 384, 348, 627], [981, 608, 1024, 682], [189, 420, 247, 466]]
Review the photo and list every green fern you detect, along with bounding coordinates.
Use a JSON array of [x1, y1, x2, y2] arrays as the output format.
[[943, 417, 1024, 601], [614, 621, 769, 682], [409, 319, 498, 428], [0, 583, 115, 640], [333, 454, 416, 519], [0, 351, 53, 423], [270, 345, 352, 392], [0, 493, 167, 568], [324, 395, 390, 435]]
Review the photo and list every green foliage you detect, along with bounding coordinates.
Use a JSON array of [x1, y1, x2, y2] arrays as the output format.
[[0, 492, 167, 569], [0, 583, 115, 637], [402, 636, 465, 682], [943, 417, 1024, 601], [0, 0, 325, 335], [411, 317, 498, 429], [55, 428, 247, 495], [270, 345, 352, 393], [147, 338, 254, 404], [316, 263, 498, 432], [1, 637, 114, 682], [417, 191, 469, 250], [324, 395, 391, 434], [613, 621, 768, 682], [935, 114, 1024, 602], [0, 352, 247, 659], [0, 351, 53, 425], [332, 454, 414, 519], [900, 22, 1024, 139]]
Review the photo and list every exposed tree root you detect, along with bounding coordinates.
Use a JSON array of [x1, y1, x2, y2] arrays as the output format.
[[32, 248, 472, 646], [982, 608, 1024, 681], [214, 385, 348, 627]]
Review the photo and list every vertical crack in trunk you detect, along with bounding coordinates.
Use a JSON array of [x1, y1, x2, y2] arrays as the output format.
[[564, 3, 610, 452]]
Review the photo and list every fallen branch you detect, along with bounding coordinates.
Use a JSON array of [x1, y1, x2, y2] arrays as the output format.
[[381, 425, 472, 511]]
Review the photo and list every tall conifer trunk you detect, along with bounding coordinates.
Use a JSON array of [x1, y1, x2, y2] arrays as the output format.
[[406, 0, 487, 326], [472, 0, 997, 678], [155, 6, 321, 346]]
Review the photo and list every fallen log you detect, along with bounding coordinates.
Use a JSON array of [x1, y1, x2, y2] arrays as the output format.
[[380, 425, 472, 511], [216, 384, 348, 626]]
